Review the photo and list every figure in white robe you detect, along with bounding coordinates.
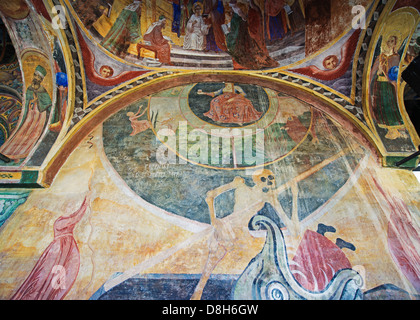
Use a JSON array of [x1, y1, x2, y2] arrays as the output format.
[[183, 3, 210, 51]]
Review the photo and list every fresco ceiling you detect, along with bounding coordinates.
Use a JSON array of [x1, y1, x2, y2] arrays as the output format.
[[0, 0, 416, 187], [0, 0, 419, 302]]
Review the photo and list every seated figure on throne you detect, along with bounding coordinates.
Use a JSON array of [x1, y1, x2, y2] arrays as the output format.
[[142, 15, 173, 65], [197, 83, 262, 125]]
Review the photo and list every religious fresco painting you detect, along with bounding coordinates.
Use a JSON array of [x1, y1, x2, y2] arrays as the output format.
[[69, 0, 379, 70], [0, 0, 419, 302], [0, 20, 23, 147], [366, 7, 418, 153], [0, 50, 53, 164]]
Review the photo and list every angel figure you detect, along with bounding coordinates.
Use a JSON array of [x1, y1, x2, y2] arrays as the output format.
[[290, 29, 361, 81], [197, 83, 262, 124]]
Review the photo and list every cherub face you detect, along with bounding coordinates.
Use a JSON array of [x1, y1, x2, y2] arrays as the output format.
[[100, 66, 113, 78], [194, 5, 202, 15], [323, 55, 339, 70]]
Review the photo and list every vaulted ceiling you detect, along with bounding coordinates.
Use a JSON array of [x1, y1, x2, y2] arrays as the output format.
[[0, 0, 418, 188]]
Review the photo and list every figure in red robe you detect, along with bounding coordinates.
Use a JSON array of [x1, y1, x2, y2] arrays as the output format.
[[11, 194, 91, 300], [247, 0, 267, 53], [290, 223, 356, 292], [0, 65, 52, 162], [127, 104, 150, 136], [203, 0, 227, 52], [143, 16, 172, 65], [198, 83, 262, 124]]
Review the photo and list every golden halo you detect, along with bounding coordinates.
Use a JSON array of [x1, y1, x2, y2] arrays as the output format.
[[193, 2, 203, 11], [381, 29, 403, 52], [380, 10, 417, 52]]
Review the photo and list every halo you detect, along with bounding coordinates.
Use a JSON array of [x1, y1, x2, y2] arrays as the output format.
[[381, 29, 403, 52], [380, 10, 417, 52], [193, 2, 203, 11]]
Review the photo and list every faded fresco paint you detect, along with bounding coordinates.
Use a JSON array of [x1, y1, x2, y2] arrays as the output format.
[[0, 81, 419, 300], [0, 0, 418, 301], [69, 0, 376, 70], [367, 7, 418, 151]]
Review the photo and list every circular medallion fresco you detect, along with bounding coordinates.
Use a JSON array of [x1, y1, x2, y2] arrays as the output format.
[[149, 82, 313, 170], [102, 82, 365, 225], [187, 83, 270, 128]]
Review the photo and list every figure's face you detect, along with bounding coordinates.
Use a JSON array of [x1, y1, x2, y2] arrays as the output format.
[[387, 36, 397, 49], [323, 56, 338, 70], [100, 67, 112, 78], [252, 169, 276, 192], [32, 73, 43, 89]]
